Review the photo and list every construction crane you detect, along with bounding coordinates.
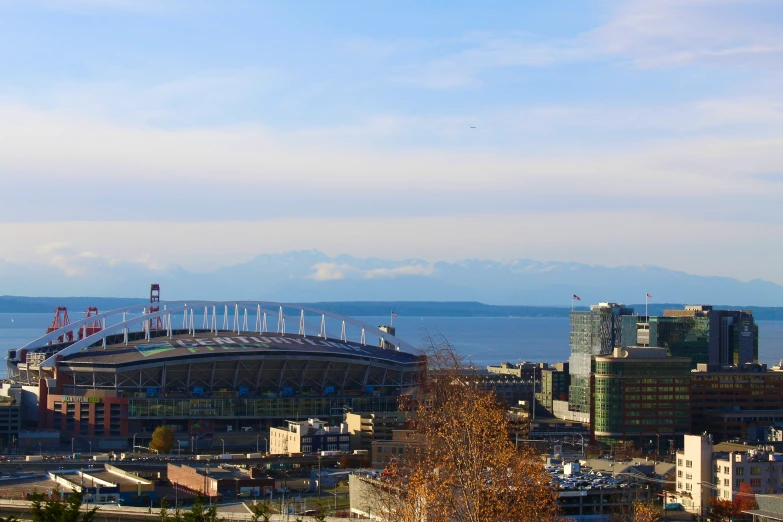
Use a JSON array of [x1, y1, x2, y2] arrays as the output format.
[[46, 307, 73, 344], [149, 283, 163, 331], [78, 307, 103, 340]]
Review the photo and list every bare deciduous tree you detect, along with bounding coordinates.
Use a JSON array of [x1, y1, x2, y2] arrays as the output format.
[[368, 334, 559, 522]]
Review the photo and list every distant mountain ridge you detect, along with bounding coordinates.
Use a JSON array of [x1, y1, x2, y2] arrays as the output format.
[[2, 298, 783, 320], [0, 249, 782, 306]]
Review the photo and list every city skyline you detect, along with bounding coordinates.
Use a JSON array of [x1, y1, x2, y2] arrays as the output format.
[[1, 1, 782, 285]]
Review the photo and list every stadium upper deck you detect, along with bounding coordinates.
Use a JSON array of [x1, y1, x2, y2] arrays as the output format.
[[4, 301, 425, 442]]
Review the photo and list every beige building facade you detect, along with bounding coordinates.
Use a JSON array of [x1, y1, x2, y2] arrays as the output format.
[[675, 434, 783, 515]]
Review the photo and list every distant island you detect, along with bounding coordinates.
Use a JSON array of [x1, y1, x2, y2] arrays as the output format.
[[2, 296, 783, 320]]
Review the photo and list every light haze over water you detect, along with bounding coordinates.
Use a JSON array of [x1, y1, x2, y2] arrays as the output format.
[[1, 313, 782, 379]]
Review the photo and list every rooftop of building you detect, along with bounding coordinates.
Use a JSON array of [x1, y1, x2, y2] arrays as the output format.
[[661, 305, 753, 318], [0, 476, 72, 499], [59, 331, 423, 367], [487, 362, 550, 370], [580, 458, 675, 478], [743, 495, 783, 519], [692, 363, 773, 373], [545, 459, 658, 492], [170, 462, 264, 479], [87, 470, 148, 486], [594, 346, 690, 361], [278, 418, 347, 435]]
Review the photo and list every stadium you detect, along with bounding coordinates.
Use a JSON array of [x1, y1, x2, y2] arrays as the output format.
[[4, 297, 425, 450]]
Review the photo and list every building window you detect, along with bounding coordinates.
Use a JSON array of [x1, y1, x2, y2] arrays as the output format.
[[686, 460, 692, 468], [724, 479, 729, 486], [736, 467, 745, 476], [724, 466, 730, 474], [751, 466, 762, 475], [751, 478, 761, 487], [678, 471, 683, 478], [685, 483, 692, 491], [736, 479, 744, 488], [678, 459, 683, 467]]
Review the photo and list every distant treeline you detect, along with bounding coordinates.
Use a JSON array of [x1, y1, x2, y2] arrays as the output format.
[[2, 296, 783, 320]]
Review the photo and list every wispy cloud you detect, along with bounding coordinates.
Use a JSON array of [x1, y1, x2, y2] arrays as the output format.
[[394, 32, 594, 89], [592, 0, 783, 68], [15, 0, 195, 15], [387, 0, 783, 90]]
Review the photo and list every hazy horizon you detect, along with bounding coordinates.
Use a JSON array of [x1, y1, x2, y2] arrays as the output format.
[[2, 1, 782, 289]]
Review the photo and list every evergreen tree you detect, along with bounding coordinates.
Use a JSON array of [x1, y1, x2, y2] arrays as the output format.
[[248, 500, 272, 522], [181, 495, 223, 522], [30, 492, 97, 522]]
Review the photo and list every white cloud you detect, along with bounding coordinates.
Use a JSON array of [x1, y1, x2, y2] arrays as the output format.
[[27, 242, 167, 277], [307, 263, 347, 281], [307, 262, 436, 281], [2, 102, 782, 204]]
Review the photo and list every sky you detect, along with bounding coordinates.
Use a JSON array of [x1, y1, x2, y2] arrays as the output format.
[[1, 0, 783, 287]]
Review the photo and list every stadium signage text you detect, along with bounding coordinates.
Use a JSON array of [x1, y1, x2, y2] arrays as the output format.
[[61, 396, 100, 403]]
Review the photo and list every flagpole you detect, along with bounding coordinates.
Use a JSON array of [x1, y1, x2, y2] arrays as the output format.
[[645, 294, 648, 319], [571, 296, 574, 312], [390, 310, 393, 327]]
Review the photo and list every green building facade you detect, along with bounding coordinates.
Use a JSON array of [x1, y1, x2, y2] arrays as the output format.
[[536, 362, 570, 416], [648, 315, 710, 367], [591, 348, 691, 448]]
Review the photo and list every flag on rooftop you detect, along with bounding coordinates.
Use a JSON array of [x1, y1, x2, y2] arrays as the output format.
[[573, 295, 581, 301], [646, 293, 652, 298]]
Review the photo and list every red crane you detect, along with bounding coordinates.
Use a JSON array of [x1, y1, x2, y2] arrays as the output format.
[[46, 307, 74, 344], [149, 283, 162, 331], [78, 306, 103, 339]]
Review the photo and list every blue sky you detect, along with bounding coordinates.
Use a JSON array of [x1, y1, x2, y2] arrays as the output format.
[[1, 0, 783, 287]]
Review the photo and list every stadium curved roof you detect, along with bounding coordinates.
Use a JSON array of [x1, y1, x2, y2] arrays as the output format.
[[24, 301, 418, 368], [61, 331, 422, 368]]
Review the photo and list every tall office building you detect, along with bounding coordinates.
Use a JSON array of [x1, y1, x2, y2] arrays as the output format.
[[650, 306, 758, 367], [568, 303, 635, 415], [591, 347, 691, 447]]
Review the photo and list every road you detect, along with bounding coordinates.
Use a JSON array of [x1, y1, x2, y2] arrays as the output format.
[[0, 454, 342, 474]]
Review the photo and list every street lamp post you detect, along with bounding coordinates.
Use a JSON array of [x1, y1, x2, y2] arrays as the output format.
[[133, 433, 137, 454], [318, 455, 322, 500], [71, 437, 75, 455], [654, 433, 661, 464], [178, 440, 182, 456], [263, 438, 268, 454], [221, 438, 225, 455], [88, 441, 92, 457], [206, 460, 211, 506], [256, 434, 260, 453]]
